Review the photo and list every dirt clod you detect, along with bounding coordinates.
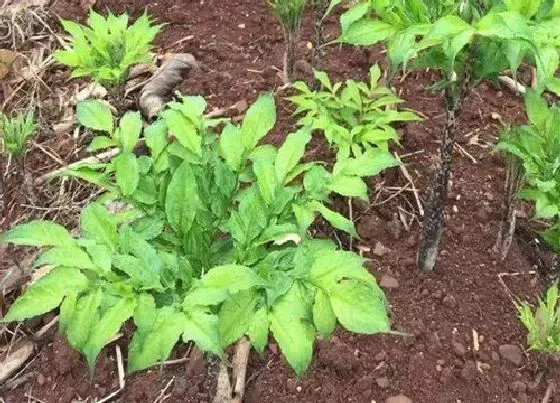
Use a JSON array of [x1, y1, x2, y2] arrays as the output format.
[[499, 344, 523, 366], [376, 376, 390, 389], [386, 395, 413, 403], [442, 294, 457, 307], [452, 341, 467, 357], [380, 274, 399, 289], [509, 381, 527, 393]]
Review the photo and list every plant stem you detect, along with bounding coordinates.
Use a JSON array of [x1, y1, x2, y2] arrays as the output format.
[[0, 153, 8, 230], [283, 30, 298, 84], [494, 156, 524, 260], [312, 0, 328, 78], [231, 337, 251, 403], [418, 85, 463, 272]]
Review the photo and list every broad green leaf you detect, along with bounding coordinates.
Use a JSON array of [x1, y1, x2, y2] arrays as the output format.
[[3, 267, 89, 322], [165, 161, 200, 234], [269, 283, 314, 378], [338, 150, 399, 177], [88, 136, 116, 152], [324, 0, 342, 19], [63, 289, 102, 352], [220, 124, 245, 171], [83, 297, 136, 368], [314, 70, 333, 91], [34, 245, 96, 270], [1, 221, 74, 247], [293, 204, 315, 234], [228, 186, 268, 246], [253, 156, 277, 205], [308, 249, 374, 290], [329, 279, 390, 334], [339, 19, 396, 46], [308, 201, 359, 238], [241, 94, 276, 152], [504, 0, 541, 17], [144, 120, 169, 172], [328, 175, 368, 201], [219, 290, 259, 347], [525, 90, 549, 130], [115, 151, 139, 196], [80, 203, 118, 250], [116, 111, 142, 153], [77, 100, 113, 133], [340, 2, 369, 32], [199, 265, 265, 294], [162, 109, 202, 156], [128, 304, 186, 373], [275, 128, 312, 184], [247, 306, 269, 353], [313, 289, 337, 339], [183, 308, 223, 356]]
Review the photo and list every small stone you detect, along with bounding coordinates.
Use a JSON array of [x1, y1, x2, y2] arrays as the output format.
[[238, 23, 246, 28], [355, 375, 374, 392], [36, 373, 45, 385], [436, 359, 445, 366], [376, 377, 390, 389], [373, 241, 390, 257], [452, 341, 467, 357], [295, 59, 313, 75], [460, 361, 478, 381], [491, 351, 500, 361], [232, 99, 248, 115], [287, 379, 296, 392], [380, 275, 399, 289], [432, 289, 444, 300], [509, 381, 527, 393], [443, 295, 457, 307], [375, 351, 388, 362], [499, 344, 523, 365], [386, 395, 413, 403], [296, 386, 302, 392]]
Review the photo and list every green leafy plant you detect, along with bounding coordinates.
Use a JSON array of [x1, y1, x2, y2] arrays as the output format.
[[1, 93, 395, 377], [268, 0, 308, 83], [290, 65, 421, 159], [338, 0, 560, 272], [497, 91, 560, 282], [54, 10, 161, 110], [518, 283, 560, 354], [0, 110, 38, 157]]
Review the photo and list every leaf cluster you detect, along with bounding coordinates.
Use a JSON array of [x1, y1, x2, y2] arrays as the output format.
[[1, 93, 395, 377], [290, 65, 421, 161], [0, 110, 38, 156], [268, 0, 308, 34], [54, 11, 161, 86], [518, 283, 560, 354], [339, 0, 560, 94]]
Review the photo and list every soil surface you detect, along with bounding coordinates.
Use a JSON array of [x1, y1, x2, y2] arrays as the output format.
[[2, 1, 559, 403]]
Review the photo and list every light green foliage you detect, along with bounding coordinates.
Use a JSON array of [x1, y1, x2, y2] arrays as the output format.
[[290, 65, 420, 157], [338, 0, 560, 94], [54, 10, 161, 87], [497, 92, 560, 250], [0, 111, 38, 156], [518, 283, 560, 353], [2, 93, 392, 377], [268, 0, 308, 33]]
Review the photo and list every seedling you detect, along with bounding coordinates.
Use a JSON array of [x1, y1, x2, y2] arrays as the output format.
[[518, 283, 560, 355], [1, 94, 394, 378], [268, 0, 307, 83], [338, 0, 560, 272], [54, 10, 161, 112]]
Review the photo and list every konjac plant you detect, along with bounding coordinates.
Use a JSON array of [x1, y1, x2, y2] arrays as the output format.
[[338, 0, 560, 272], [54, 10, 161, 112], [1, 94, 395, 377]]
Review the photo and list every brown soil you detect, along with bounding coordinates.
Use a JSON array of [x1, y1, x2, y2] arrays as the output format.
[[2, 1, 559, 403]]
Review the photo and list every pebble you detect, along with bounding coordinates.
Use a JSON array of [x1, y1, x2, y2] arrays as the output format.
[[376, 377, 390, 389], [452, 341, 467, 357], [498, 344, 523, 365], [442, 294, 457, 307], [373, 241, 390, 257], [295, 59, 313, 75], [386, 395, 413, 403], [355, 375, 374, 392], [432, 289, 444, 300], [490, 351, 500, 361], [375, 351, 388, 362], [36, 373, 45, 385], [509, 381, 527, 393], [232, 99, 248, 115], [380, 275, 399, 289]]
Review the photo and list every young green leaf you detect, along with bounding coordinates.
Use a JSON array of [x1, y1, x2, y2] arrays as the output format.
[[114, 151, 139, 196], [165, 161, 200, 235], [34, 245, 97, 270], [162, 109, 202, 157], [3, 267, 89, 322], [308, 201, 359, 238], [218, 290, 259, 347], [275, 128, 312, 184], [183, 307, 223, 356], [241, 94, 277, 152], [313, 288, 337, 339], [269, 283, 315, 377], [329, 279, 390, 334], [220, 124, 246, 172], [328, 175, 369, 201], [77, 100, 113, 133], [1, 221, 75, 248], [247, 306, 269, 353], [62, 289, 103, 353], [116, 111, 142, 153], [80, 203, 118, 250]]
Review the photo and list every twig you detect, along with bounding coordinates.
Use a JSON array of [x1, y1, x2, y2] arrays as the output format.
[[348, 198, 354, 250], [97, 345, 125, 403], [212, 361, 232, 403], [498, 76, 526, 95], [32, 315, 58, 339], [541, 381, 556, 403], [396, 153, 424, 217], [153, 377, 174, 403], [231, 337, 251, 403]]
